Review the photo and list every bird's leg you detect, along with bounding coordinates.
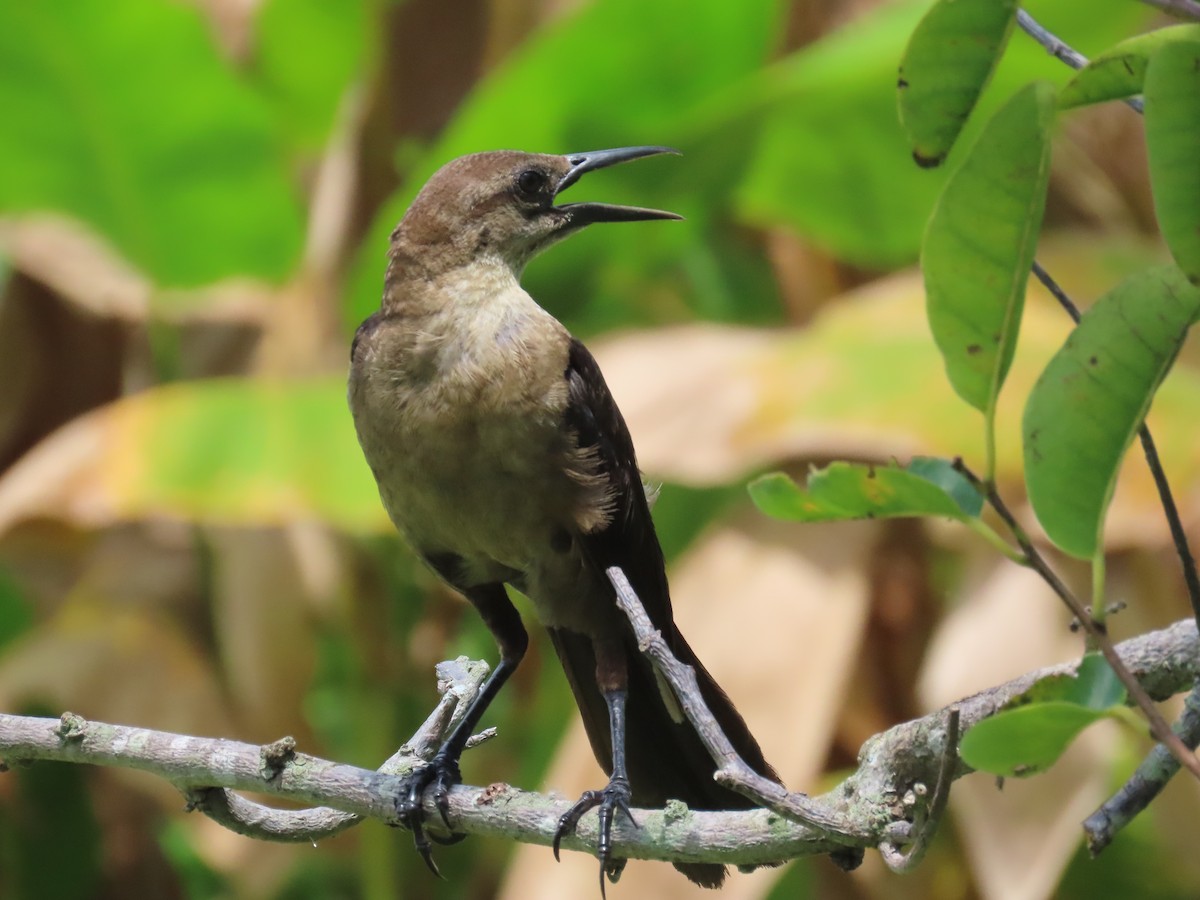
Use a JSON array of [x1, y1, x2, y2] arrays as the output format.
[[397, 583, 527, 876], [554, 642, 637, 893]]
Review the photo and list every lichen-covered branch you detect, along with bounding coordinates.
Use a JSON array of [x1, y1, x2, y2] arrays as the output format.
[[0, 621, 1196, 869], [1083, 682, 1200, 855]]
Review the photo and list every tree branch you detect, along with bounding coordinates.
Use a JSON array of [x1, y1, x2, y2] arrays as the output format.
[[952, 460, 1200, 781], [1083, 681, 1200, 855], [2, 620, 1196, 871]]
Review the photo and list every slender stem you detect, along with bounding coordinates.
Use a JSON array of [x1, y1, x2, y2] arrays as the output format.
[[1138, 426, 1200, 628], [989, 484, 1199, 778], [1016, 10, 1088, 70], [1091, 552, 1108, 629], [1015, 10, 1145, 114], [983, 403, 998, 485], [966, 517, 1028, 565], [952, 460, 1200, 779], [1032, 259, 1081, 323]]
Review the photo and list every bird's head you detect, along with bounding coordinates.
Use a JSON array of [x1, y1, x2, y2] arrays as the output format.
[[389, 146, 681, 275]]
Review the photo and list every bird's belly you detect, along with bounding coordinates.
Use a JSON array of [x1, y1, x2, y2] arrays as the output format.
[[370, 411, 618, 634], [375, 404, 573, 575]]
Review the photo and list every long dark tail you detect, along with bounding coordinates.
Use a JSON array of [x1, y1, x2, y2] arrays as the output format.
[[557, 340, 780, 885], [548, 624, 779, 888]]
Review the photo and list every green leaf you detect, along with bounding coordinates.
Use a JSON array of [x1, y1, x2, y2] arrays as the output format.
[[134, 379, 386, 530], [1010, 653, 1126, 709], [1144, 40, 1200, 284], [897, 0, 1019, 167], [1059, 24, 1200, 109], [345, 0, 782, 332], [254, 0, 370, 147], [905, 456, 986, 517], [748, 459, 982, 523], [1023, 266, 1200, 558], [960, 702, 1111, 777], [961, 654, 1126, 776], [345, 0, 777, 336], [0, 565, 33, 652], [0, 0, 303, 287], [345, 0, 1147, 331], [735, 0, 1146, 270], [0, 379, 390, 533], [923, 81, 1056, 417], [728, 0, 949, 270]]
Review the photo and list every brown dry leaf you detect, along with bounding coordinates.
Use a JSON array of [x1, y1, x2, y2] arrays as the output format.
[[594, 260, 1200, 551], [0, 215, 273, 323], [499, 509, 878, 900], [206, 525, 334, 742], [0, 594, 231, 742], [917, 559, 1111, 900], [0, 378, 387, 537]]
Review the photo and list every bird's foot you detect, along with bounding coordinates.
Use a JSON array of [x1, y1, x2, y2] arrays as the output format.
[[553, 776, 638, 895], [395, 754, 467, 876]]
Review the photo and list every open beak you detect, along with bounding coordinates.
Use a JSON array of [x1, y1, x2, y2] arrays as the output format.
[[555, 146, 682, 224]]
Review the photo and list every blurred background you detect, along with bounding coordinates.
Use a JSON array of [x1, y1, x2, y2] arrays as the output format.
[[1, 0, 1199, 897]]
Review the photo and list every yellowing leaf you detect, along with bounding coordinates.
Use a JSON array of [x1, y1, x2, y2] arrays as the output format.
[[0, 378, 388, 534]]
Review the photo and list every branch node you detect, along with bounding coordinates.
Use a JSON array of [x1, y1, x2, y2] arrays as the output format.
[[260, 736, 297, 780], [55, 712, 87, 742], [879, 707, 960, 873], [829, 846, 865, 871], [464, 727, 498, 751]]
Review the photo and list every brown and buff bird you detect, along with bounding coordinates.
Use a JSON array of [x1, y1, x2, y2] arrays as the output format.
[[348, 146, 778, 889]]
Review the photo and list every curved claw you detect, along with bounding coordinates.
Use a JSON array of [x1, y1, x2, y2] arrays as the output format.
[[553, 789, 602, 861], [394, 756, 467, 876], [552, 777, 637, 894], [412, 823, 443, 878], [432, 777, 457, 831], [428, 831, 469, 847]]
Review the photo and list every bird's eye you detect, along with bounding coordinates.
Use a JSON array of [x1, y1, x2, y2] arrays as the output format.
[[516, 169, 548, 196]]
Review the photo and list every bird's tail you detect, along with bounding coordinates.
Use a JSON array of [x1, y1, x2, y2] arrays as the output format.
[[547, 625, 778, 889]]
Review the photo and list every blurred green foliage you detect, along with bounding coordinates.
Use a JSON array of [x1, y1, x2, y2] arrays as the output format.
[[0, 0, 304, 286], [1, 0, 1197, 898]]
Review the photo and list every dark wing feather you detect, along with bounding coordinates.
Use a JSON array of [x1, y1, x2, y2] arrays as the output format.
[[563, 338, 675, 630], [558, 338, 782, 889], [560, 338, 779, 790]]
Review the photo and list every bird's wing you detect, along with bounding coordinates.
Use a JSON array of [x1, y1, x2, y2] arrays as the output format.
[[560, 337, 780, 794], [562, 337, 676, 633]]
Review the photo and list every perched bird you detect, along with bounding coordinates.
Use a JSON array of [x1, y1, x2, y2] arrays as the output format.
[[348, 146, 778, 889]]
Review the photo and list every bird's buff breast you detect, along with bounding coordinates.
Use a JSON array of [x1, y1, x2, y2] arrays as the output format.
[[351, 304, 585, 583]]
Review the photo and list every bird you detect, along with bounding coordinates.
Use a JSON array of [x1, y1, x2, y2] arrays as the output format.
[[348, 146, 778, 889]]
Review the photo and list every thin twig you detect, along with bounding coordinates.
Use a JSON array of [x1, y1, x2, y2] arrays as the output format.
[[1016, 10, 1088, 70], [1016, 10, 1145, 113], [611, 569, 967, 871], [1084, 683, 1200, 854], [1136, 429, 1200, 627], [1031, 259, 1082, 323], [605, 566, 852, 836], [1028, 262, 1200, 642], [953, 461, 1200, 780]]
